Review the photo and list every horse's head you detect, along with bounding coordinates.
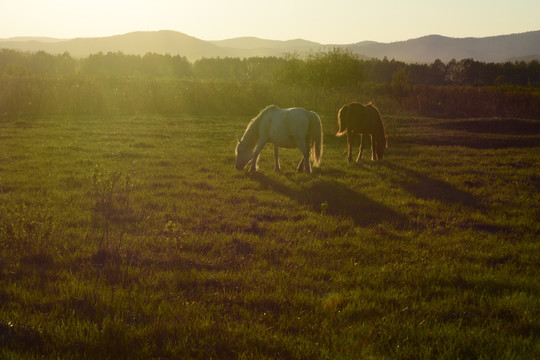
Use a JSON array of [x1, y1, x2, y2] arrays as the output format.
[[375, 134, 388, 160], [235, 140, 253, 170]]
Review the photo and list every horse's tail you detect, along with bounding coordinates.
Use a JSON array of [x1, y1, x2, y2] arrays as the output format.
[[309, 111, 323, 167], [336, 104, 350, 136]]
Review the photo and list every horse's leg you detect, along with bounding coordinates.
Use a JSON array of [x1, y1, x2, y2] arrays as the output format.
[[370, 135, 377, 160], [356, 134, 365, 162], [250, 139, 267, 171], [297, 158, 304, 172], [295, 140, 311, 174], [303, 143, 312, 174], [347, 133, 354, 163], [304, 149, 311, 174], [273, 145, 281, 172], [297, 152, 311, 173]]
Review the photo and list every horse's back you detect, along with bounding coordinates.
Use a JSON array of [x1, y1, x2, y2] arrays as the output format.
[[282, 108, 314, 134], [266, 107, 312, 148], [348, 103, 381, 133]]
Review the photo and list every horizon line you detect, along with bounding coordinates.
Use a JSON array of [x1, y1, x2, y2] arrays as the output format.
[[2, 29, 539, 46]]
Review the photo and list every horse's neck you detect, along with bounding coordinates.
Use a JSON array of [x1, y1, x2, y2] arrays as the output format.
[[239, 116, 261, 149], [374, 121, 386, 141], [367, 111, 385, 137]]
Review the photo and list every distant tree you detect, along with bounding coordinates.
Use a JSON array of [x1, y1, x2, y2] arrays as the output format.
[[429, 59, 447, 85], [0, 49, 28, 75], [171, 55, 193, 78], [28, 51, 57, 74], [527, 60, 540, 87], [445, 59, 462, 84], [243, 57, 282, 82], [193, 57, 244, 80], [273, 52, 307, 85], [391, 66, 410, 96], [142, 53, 172, 77], [304, 48, 364, 87], [364, 57, 402, 83]]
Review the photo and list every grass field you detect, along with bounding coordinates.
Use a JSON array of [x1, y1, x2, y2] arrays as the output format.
[[0, 110, 539, 359]]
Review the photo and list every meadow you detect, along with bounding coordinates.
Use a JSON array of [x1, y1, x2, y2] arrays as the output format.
[[0, 108, 539, 358]]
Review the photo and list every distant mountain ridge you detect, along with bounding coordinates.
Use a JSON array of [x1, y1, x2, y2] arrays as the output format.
[[209, 37, 321, 50], [1, 30, 539, 63], [346, 32, 540, 63]]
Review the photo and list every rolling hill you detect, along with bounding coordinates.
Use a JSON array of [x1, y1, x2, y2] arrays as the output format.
[[346, 32, 540, 63], [0, 31, 228, 60], [1, 30, 539, 63]]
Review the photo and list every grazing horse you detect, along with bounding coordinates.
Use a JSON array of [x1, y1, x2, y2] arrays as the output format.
[[336, 102, 388, 161], [235, 105, 323, 174]]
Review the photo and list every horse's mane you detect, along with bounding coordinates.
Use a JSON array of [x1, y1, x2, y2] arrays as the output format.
[[237, 105, 278, 151]]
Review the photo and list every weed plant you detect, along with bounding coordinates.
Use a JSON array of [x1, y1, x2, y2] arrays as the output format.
[[91, 165, 134, 251]]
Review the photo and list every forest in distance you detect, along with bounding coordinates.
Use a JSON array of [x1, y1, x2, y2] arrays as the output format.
[[1, 48, 539, 118], [2, 48, 540, 86]]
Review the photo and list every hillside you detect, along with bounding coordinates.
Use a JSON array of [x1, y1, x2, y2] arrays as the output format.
[[1, 30, 539, 62], [209, 37, 321, 50], [0, 31, 229, 60], [347, 32, 540, 63]]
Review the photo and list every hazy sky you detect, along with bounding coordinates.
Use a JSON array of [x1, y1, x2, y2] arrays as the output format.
[[1, 0, 538, 43]]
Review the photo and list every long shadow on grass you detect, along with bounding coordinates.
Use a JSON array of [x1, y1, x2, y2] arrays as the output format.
[[435, 118, 540, 135], [250, 172, 408, 227], [403, 134, 540, 149], [403, 119, 540, 149], [381, 162, 482, 209]]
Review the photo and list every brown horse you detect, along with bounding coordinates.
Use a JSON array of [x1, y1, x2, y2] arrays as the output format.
[[336, 102, 388, 161]]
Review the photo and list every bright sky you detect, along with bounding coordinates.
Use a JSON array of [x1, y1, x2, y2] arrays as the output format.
[[1, 0, 539, 43]]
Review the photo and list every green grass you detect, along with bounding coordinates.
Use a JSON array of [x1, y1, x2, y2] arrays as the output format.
[[0, 112, 539, 359]]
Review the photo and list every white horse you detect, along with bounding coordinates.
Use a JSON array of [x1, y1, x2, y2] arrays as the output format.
[[235, 105, 323, 174]]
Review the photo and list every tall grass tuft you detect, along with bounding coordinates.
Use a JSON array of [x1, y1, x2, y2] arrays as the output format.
[[90, 165, 134, 252]]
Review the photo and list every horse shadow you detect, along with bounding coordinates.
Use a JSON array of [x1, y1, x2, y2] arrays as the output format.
[[404, 119, 540, 149], [434, 119, 540, 136], [379, 162, 482, 209], [250, 172, 407, 228]]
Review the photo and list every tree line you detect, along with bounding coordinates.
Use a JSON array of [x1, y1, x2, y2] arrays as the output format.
[[1, 48, 539, 118], [1, 48, 539, 87]]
